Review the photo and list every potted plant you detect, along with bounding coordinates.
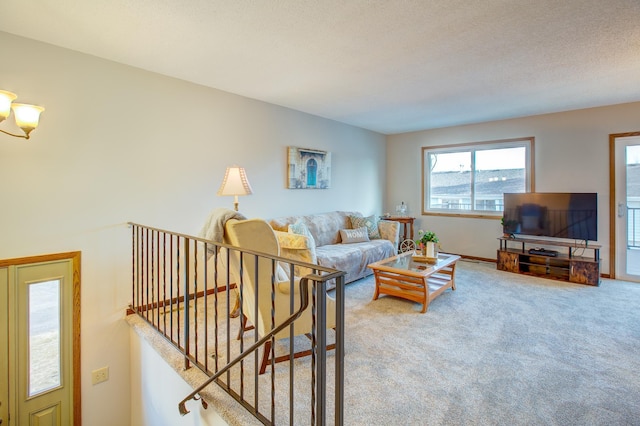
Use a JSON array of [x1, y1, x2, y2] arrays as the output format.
[[501, 216, 520, 237], [416, 230, 439, 257]]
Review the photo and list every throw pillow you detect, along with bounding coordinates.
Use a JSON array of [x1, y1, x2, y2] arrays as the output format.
[[277, 232, 311, 250], [339, 227, 370, 244], [349, 214, 381, 239], [289, 221, 314, 241], [288, 221, 317, 260]]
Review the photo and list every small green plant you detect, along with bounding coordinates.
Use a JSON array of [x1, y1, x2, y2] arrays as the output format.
[[502, 217, 519, 234], [416, 230, 439, 245]]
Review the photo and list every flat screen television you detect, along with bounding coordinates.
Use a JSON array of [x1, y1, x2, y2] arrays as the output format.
[[502, 192, 598, 241]]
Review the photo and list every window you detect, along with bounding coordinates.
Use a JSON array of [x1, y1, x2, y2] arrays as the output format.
[[422, 137, 534, 217], [28, 279, 62, 396]]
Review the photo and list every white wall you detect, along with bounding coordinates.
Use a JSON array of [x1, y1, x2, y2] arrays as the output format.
[[129, 329, 228, 426], [387, 102, 640, 274], [0, 32, 386, 425]]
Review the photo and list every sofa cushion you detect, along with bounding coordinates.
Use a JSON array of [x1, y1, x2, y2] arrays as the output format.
[[339, 227, 370, 243], [349, 214, 381, 239], [316, 239, 395, 283]]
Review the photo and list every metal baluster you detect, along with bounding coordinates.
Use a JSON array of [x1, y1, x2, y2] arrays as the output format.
[[183, 237, 190, 370]]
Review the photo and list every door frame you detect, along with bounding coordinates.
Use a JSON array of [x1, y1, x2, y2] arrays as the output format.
[[0, 251, 81, 425], [609, 132, 640, 280]]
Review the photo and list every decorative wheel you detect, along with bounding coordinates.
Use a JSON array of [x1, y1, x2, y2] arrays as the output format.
[[399, 239, 416, 253]]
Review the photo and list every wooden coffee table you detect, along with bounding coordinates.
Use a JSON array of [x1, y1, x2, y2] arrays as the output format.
[[368, 252, 460, 313]]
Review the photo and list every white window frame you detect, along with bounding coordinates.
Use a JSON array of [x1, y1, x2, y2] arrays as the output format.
[[422, 137, 535, 218]]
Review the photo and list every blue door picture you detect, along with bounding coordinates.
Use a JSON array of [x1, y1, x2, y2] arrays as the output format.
[[307, 159, 317, 187]]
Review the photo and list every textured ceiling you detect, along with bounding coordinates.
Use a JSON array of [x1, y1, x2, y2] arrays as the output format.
[[1, 0, 640, 134]]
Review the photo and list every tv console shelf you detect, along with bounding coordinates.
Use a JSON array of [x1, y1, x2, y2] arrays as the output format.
[[497, 237, 601, 286]]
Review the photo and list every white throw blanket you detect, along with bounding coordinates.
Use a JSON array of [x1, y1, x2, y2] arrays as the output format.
[[198, 207, 247, 256]]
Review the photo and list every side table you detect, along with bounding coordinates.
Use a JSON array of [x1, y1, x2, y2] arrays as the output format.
[[381, 216, 415, 241]]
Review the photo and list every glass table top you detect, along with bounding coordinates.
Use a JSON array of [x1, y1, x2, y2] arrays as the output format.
[[377, 252, 456, 273]]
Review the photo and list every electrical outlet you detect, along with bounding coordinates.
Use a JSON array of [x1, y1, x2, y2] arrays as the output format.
[[91, 366, 109, 385]]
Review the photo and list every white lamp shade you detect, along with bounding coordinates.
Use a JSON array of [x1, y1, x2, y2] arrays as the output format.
[[11, 103, 45, 133], [217, 166, 253, 196], [0, 90, 17, 121]]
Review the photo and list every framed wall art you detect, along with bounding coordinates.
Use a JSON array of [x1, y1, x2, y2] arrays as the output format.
[[287, 146, 332, 189]]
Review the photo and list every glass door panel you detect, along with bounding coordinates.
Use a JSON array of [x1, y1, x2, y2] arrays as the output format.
[[16, 259, 73, 425], [614, 133, 640, 282], [28, 279, 62, 397], [626, 144, 640, 277]]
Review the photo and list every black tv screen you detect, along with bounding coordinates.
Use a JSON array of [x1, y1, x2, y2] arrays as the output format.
[[503, 193, 598, 241]]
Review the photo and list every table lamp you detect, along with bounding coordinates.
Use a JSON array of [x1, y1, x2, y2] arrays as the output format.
[[217, 166, 253, 211]]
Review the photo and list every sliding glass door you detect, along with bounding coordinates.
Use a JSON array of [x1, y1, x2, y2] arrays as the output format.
[[612, 133, 640, 282]]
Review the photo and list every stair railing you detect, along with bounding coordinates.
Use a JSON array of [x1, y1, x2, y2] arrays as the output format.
[[127, 222, 345, 425]]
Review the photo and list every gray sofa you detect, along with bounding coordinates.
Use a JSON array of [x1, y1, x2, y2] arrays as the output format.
[[269, 211, 400, 284]]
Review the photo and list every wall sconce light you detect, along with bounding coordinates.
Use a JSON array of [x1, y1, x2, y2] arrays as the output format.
[[217, 166, 253, 211], [0, 90, 45, 139]]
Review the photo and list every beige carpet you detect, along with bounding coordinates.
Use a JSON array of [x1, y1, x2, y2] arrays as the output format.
[[130, 259, 640, 425], [335, 259, 640, 425]]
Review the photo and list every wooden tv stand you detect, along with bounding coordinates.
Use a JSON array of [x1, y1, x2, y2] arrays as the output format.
[[497, 237, 600, 286]]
